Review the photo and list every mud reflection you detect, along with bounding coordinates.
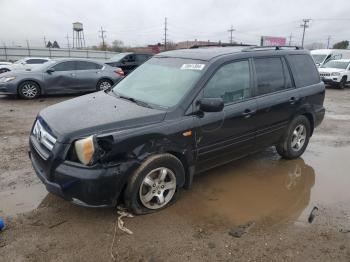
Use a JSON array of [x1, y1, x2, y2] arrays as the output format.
[[172, 150, 315, 226]]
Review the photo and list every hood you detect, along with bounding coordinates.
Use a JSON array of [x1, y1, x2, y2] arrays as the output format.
[[318, 68, 345, 73], [39, 91, 166, 143]]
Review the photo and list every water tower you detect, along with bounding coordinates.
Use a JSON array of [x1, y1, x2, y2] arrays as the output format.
[[72, 22, 85, 49]]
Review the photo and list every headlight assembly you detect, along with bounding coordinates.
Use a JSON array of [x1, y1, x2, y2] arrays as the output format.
[[331, 72, 340, 76], [74, 135, 96, 165], [0, 76, 16, 83]]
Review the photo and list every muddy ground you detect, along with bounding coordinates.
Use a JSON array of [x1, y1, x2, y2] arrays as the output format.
[[0, 89, 349, 262]]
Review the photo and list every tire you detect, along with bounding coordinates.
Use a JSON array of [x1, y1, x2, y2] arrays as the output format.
[[276, 115, 311, 159], [338, 76, 347, 89], [18, 81, 40, 99], [96, 79, 113, 91], [124, 153, 185, 215]]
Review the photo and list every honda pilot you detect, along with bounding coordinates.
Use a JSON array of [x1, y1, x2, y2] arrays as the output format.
[[29, 46, 325, 214]]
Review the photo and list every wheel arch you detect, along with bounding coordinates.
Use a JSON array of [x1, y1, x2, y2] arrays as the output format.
[[301, 112, 315, 136]]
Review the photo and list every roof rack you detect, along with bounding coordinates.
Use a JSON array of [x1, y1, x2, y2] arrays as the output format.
[[189, 43, 253, 49], [242, 46, 303, 52]]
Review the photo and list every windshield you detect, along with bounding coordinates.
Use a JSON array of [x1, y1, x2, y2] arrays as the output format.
[[112, 57, 206, 108], [312, 54, 327, 64], [109, 53, 129, 62], [14, 59, 25, 64], [321, 60, 349, 69]]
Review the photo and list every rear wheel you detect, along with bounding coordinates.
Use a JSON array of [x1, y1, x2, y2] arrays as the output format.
[[276, 115, 311, 159], [97, 79, 113, 91], [18, 81, 40, 99], [124, 154, 184, 214]]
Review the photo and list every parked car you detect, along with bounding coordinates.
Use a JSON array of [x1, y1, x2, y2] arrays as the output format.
[[29, 46, 325, 214], [311, 49, 350, 67], [106, 52, 153, 75], [318, 59, 350, 89], [0, 57, 51, 74], [0, 58, 124, 99]]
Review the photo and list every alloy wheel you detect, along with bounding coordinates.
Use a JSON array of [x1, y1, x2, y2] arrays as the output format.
[[21, 83, 38, 98], [99, 81, 112, 91], [291, 124, 306, 152], [139, 167, 176, 209]]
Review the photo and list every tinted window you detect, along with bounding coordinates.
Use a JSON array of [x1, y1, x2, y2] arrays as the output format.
[[26, 59, 48, 64], [125, 55, 135, 62], [288, 54, 320, 87], [255, 57, 286, 95], [52, 61, 76, 71], [135, 54, 151, 63], [76, 61, 102, 70], [203, 60, 251, 104]]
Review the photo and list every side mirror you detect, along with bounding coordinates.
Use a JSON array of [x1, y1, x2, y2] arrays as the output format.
[[46, 68, 55, 74], [199, 98, 224, 113]]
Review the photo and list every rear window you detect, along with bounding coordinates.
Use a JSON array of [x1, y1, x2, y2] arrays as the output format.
[[288, 54, 320, 87]]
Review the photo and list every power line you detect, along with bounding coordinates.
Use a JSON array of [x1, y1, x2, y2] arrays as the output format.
[[300, 19, 311, 47], [99, 26, 107, 47], [228, 25, 235, 44], [327, 35, 331, 49], [164, 17, 168, 50]]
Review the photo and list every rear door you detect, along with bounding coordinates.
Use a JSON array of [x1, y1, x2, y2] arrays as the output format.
[[44, 61, 77, 93], [195, 59, 258, 172], [253, 56, 300, 149], [75, 61, 103, 91]]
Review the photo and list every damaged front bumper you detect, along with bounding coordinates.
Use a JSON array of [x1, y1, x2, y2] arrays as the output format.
[[29, 136, 137, 207]]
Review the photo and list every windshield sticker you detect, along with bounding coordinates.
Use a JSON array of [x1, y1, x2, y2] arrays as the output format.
[[181, 64, 205, 70]]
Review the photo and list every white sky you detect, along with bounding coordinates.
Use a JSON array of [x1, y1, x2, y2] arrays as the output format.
[[0, 0, 349, 48]]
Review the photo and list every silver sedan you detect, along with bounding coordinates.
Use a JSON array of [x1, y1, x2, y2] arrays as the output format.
[[0, 58, 124, 99]]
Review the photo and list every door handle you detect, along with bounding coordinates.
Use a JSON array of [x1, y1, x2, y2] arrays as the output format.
[[242, 109, 256, 118], [71, 73, 76, 77], [289, 97, 298, 104]]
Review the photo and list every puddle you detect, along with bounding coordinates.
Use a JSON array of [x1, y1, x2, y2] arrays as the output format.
[[0, 183, 47, 216], [170, 142, 350, 227]]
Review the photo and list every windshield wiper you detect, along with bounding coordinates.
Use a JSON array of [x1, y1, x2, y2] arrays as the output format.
[[117, 95, 154, 109]]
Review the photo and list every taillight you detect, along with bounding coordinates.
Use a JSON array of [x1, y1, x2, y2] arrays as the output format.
[[114, 68, 124, 77]]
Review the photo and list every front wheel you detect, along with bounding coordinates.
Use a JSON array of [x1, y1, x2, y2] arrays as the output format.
[[338, 77, 347, 89], [124, 154, 184, 214], [276, 115, 311, 159], [18, 81, 40, 99]]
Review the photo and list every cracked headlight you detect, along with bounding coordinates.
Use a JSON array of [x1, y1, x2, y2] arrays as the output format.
[[74, 136, 96, 165]]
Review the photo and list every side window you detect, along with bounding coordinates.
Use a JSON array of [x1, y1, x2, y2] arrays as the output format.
[[203, 60, 251, 104], [76, 61, 101, 70], [52, 61, 76, 71], [125, 55, 135, 62], [282, 58, 293, 89], [135, 54, 151, 63], [254, 57, 286, 95], [288, 54, 320, 87]]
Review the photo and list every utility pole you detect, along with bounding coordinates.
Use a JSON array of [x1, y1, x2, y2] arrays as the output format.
[[228, 25, 235, 44], [164, 17, 168, 50], [327, 35, 331, 49], [300, 19, 310, 47], [288, 33, 293, 46], [26, 39, 31, 56], [43, 36, 47, 47], [99, 26, 107, 50], [66, 34, 71, 49]]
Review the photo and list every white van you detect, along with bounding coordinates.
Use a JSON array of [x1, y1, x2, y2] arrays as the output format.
[[311, 49, 350, 67]]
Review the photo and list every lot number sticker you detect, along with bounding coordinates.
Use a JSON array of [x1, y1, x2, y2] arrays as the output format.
[[181, 64, 205, 70]]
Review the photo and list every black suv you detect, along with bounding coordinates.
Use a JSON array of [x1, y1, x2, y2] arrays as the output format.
[[105, 52, 153, 75], [29, 46, 325, 214]]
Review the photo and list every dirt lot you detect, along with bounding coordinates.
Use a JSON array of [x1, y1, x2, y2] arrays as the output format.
[[0, 89, 350, 262]]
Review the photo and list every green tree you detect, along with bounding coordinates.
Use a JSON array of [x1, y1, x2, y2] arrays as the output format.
[[333, 40, 349, 49]]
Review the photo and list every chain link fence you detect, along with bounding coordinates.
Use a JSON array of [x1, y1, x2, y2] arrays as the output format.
[[0, 46, 118, 62]]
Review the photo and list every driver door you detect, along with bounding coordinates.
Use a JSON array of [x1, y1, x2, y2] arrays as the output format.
[[44, 61, 78, 93], [195, 59, 258, 172]]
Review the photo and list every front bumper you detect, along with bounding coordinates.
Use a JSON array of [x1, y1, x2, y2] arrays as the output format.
[[321, 76, 341, 86], [29, 136, 137, 207], [0, 82, 17, 94]]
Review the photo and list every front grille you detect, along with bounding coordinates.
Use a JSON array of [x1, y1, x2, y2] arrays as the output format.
[[320, 73, 330, 77], [32, 120, 56, 151]]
